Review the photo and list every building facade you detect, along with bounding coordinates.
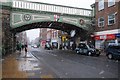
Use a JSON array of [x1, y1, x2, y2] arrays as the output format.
[[16, 32, 28, 45], [94, 0, 120, 49], [39, 28, 70, 49], [39, 28, 47, 48]]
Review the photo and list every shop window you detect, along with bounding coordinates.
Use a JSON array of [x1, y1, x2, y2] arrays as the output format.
[[98, 17, 104, 27], [98, 0, 104, 11], [108, 0, 115, 7], [108, 13, 115, 25]]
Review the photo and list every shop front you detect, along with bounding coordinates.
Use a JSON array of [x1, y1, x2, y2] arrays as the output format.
[[94, 33, 119, 50], [40, 40, 46, 48], [115, 33, 120, 44], [51, 39, 58, 49]]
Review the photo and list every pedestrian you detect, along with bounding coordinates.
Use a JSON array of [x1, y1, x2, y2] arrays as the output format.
[[59, 44, 62, 50], [16, 42, 19, 51], [22, 44, 24, 50], [24, 44, 28, 57], [72, 42, 76, 50], [18, 42, 22, 54]]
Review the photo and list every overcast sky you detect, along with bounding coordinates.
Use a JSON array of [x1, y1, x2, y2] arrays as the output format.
[[26, 0, 95, 41]]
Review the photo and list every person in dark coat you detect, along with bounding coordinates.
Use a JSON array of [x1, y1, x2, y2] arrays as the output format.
[[59, 44, 62, 50], [24, 44, 28, 57], [72, 42, 76, 50]]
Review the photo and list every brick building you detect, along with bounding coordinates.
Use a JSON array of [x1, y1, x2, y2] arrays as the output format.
[[39, 28, 60, 48], [39, 28, 47, 48], [94, 0, 120, 49], [39, 28, 70, 49]]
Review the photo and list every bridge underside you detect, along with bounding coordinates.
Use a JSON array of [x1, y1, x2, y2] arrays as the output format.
[[11, 21, 88, 38]]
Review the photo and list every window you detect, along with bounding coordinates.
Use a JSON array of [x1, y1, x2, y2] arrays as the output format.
[[108, 13, 115, 25], [98, 17, 104, 27], [98, 0, 104, 11], [108, 0, 115, 7]]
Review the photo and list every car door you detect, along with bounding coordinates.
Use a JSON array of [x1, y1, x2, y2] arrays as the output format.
[[82, 44, 88, 55], [78, 43, 88, 54]]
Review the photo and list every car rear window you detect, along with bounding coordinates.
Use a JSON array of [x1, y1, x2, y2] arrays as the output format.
[[109, 46, 120, 49], [78, 43, 87, 48]]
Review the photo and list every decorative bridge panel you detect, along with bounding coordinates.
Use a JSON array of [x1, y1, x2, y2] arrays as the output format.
[[11, 12, 91, 30]]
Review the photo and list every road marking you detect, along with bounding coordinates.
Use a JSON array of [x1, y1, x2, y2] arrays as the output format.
[[40, 74, 53, 78], [61, 60, 64, 62], [32, 68, 41, 70], [99, 70, 105, 75], [46, 53, 57, 57], [27, 73, 35, 76], [65, 73, 68, 75]]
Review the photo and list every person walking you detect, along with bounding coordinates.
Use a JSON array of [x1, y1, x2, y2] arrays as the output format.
[[72, 42, 76, 50], [18, 42, 22, 54], [24, 44, 28, 57]]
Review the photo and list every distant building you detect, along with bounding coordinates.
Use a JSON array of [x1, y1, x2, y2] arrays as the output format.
[[16, 31, 28, 45], [39, 28, 48, 48], [94, 0, 120, 49], [39, 28, 70, 49]]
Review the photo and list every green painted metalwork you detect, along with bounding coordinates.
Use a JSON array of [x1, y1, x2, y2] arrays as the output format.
[[11, 11, 91, 30], [1, 0, 93, 31]]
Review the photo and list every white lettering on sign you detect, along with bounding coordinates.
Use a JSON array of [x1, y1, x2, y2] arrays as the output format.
[[100, 35, 106, 39]]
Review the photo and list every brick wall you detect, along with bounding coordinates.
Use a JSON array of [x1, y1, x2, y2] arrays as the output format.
[[95, 0, 120, 32]]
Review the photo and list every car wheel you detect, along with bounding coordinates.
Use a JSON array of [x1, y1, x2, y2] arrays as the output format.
[[96, 51, 100, 56], [88, 52, 92, 56], [107, 54, 113, 59], [76, 51, 79, 54]]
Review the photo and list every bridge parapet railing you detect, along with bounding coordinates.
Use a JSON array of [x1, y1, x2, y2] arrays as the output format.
[[12, 0, 92, 17]]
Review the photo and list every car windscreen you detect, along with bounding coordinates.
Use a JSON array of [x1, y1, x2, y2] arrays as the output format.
[[88, 44, 95, 48]]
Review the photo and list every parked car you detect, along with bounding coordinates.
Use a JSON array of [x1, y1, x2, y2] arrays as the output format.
[[105, 45, 120, 60], [45, 43, 52, 50], [75, 42, 101, 56], [31, 45, 37, 48]]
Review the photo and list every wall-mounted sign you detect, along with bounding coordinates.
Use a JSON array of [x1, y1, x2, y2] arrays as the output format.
[[95, 34, 116, 40], [79, 19, 85, 25], [115, 33, 120, 38]]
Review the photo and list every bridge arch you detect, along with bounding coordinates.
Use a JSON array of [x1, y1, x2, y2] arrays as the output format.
[[12, 21, 87, 35]]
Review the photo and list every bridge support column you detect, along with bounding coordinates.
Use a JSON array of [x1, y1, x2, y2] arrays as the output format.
[[1, 8, 15, 56], [12, 33, 16, 53]]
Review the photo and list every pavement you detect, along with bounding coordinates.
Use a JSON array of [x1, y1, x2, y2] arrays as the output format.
[[2, 49, 57, 78]]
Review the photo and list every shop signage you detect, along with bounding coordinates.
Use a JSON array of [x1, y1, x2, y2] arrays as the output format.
[[95, 34, 116, 40], [100, 35, 106, 40], [106, 34, 115, 40], [115, 33, 120, 38]]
